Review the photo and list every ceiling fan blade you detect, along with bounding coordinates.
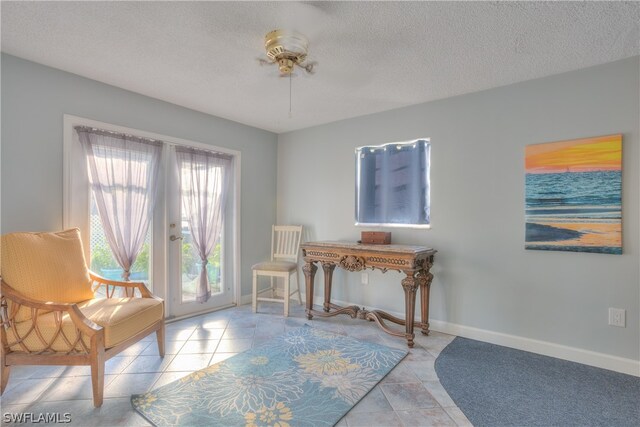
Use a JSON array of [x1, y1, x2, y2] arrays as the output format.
[[301, 61, 317, 74], [257, 57, 274, 66]]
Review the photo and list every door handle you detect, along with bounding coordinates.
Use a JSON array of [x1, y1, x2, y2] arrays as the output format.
[[170, 235, 183, 241]]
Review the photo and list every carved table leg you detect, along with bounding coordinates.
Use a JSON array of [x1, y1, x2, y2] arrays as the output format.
[[303, 262, 318, 320], [417, 261, 434, 336], [402, 271, 418, 348], [321, 262, 336, 312]]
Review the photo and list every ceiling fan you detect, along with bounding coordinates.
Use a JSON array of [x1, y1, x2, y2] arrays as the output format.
[[258, 29, 317, 76]]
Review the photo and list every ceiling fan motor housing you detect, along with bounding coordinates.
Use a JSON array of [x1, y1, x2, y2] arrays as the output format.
[[265, 29, 309, 74]]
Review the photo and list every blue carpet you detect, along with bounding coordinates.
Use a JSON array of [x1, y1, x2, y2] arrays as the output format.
[[435, 337, 640, 427], [132, 326, 407, 426]]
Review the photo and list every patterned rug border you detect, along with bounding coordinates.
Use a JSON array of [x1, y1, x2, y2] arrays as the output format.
[[131, 325, 408, 426]]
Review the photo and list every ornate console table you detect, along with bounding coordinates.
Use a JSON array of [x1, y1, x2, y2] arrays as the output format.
[[301, 241, 436, 348]]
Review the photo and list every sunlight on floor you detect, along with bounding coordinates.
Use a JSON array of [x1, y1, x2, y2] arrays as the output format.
[[1, 303, 468, 427]]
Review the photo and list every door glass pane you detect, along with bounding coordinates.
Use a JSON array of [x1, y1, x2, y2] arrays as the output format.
[[180, 218, 223, 302], [89, 197, 152, 287]]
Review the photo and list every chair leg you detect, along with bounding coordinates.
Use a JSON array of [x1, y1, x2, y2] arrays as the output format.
[[252, 270, 258, 313], [295, 268, 303, 306], [1, 348, 10, 394], [156, 321, 166, 358], [90, 335, 106, 408], [284, 273, 290, 317]]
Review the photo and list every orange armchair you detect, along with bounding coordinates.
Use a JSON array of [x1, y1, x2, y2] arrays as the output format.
[[0, 229, 165, 407]]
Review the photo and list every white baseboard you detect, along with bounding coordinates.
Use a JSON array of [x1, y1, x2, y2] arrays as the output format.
[[319, 296, 640, 377]]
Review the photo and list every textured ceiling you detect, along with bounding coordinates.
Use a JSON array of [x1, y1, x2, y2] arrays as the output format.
[[2, 1, 639, 133]]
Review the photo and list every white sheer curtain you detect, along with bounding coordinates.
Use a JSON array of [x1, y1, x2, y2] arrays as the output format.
[[76, 126, 162, 281], [176, 146, 232, 303]]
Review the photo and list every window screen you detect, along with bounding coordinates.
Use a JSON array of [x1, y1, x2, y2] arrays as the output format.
[[356, 139, 430, 226]]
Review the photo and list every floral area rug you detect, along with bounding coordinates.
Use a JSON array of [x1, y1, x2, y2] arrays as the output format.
[[131, 325, 407, 426]]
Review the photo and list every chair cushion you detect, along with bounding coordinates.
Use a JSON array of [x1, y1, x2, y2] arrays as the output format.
[[79, 297, 164, 348], [1, 229, 94, 322], [7, 297, 163, 352], [252, 261, 298, 272]]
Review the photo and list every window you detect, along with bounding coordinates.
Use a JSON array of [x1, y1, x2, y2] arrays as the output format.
[[89, 197, 152, 283], [76, 125, 161, 286], [355, 139, 431, 227]]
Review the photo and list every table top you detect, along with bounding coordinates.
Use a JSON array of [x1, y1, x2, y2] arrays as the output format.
[[301, 240, 436, 256]]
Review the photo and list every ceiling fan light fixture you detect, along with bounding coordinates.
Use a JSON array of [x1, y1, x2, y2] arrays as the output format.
[[277, 58, 295, 74]]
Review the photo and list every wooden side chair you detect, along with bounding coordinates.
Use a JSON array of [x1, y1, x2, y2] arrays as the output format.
[[0, 228, 165, 407], [252, 225, 303, 317]]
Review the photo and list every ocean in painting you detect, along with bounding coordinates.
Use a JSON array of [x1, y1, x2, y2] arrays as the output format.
[[525, 170, 621, 254]]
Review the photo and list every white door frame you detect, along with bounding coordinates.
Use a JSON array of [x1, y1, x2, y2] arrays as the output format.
[[62, 114, 242, 316]]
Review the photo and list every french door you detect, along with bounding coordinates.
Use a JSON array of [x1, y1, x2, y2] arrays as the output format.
[[165, 147, 234, 317], [64, 115, 240, 319]]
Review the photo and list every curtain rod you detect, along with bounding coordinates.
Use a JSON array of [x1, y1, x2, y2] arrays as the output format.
[[74, 125, 163, 146]]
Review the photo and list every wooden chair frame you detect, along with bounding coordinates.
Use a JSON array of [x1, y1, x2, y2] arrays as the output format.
[[252, 225, 303, 317], [0, 272, 165, 407]]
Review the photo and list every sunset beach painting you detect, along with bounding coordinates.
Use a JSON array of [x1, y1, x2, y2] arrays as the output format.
[[525, 135, 622, 254]]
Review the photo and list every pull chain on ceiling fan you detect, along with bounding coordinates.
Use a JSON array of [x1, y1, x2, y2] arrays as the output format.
[[259, 29, 316, 118]]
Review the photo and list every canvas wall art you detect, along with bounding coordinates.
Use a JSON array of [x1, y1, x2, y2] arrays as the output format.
[[525, 134, 622, 254]]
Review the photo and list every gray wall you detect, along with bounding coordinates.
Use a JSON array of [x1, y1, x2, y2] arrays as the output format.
[[277, 57, 640, 361], [1, 54, 278, 298]]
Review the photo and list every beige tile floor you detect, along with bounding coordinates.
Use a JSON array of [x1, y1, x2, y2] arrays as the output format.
[[0, 303, 472, 427]]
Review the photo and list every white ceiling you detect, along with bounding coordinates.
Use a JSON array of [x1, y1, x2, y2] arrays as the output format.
[[2, 1, 639, 134]]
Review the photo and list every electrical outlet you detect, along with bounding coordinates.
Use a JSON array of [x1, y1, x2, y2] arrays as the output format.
[[361, 272, 369, 285], [608, 308, 626, 327]]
